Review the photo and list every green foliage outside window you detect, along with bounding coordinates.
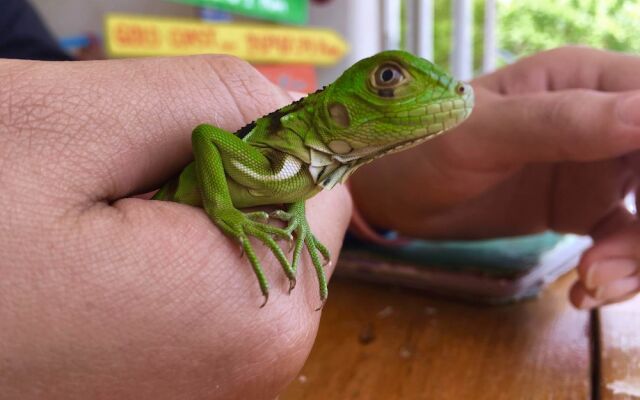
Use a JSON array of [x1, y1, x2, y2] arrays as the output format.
[[499, 0, 640, 60], [404, 0, 640, 73]]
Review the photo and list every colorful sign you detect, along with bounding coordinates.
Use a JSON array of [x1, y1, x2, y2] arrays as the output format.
[[199, 7, 233, 21], [255, 64, 316, 93], [105, 14, 347, 65], [167, 0, 308, 24]]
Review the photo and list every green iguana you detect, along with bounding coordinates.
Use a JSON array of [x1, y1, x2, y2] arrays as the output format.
[[153, 50, 474, 307]]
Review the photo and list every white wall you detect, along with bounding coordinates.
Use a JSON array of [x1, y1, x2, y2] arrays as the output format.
[[309, 0, 382, 86], [30, 0, 198, 38]]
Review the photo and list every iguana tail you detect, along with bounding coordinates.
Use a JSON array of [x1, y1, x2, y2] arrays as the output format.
[[151, 178, 178, 201], [151, 163, 202, 206]]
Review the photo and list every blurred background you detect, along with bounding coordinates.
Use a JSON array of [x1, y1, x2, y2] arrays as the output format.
[[28, 0, 640, 89]]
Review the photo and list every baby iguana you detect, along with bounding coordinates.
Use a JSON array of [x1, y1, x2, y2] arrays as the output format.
[[153, 50, 474, 307]]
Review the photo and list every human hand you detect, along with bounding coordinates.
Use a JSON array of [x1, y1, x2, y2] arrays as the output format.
[[0, 56, 351, 399], [349, 46, 640, 309]]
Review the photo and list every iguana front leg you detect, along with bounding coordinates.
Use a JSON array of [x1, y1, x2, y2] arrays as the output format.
[[271, 201, 331, 308], [191, 124, 296, 306]]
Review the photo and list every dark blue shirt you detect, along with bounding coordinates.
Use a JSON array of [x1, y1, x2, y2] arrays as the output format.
[[0, 0, 71, 60]]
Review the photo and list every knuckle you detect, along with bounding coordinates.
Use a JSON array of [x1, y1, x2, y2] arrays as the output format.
[[503, 46, 601, 93], [198, 53, 252, 71], [538, 90, 611, 139], [223, 310, 316, 395], [198, 54, 290, 123], [533, 45, 598, 65], [203, 54, 259, 83], [538, 92, 576, 131], [546, 45, 595, 57]]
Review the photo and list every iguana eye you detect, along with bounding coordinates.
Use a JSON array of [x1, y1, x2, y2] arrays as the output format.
[[374, 63, 404, 87]]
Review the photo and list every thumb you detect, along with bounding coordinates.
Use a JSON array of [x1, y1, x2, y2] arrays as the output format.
[[1, 56, 292, 204], [446, 87, 640, 168]]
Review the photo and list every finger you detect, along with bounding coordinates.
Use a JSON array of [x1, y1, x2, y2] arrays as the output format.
[[570, 281, 601, 309], [0, 56, 292, 203], [578, 258, 638, 291], [577, 223, 640, 286], [475, 46, 640, 93], [450, 87, 640, 168], [570, 279, 640, 310], [593, 275, 640, 302]]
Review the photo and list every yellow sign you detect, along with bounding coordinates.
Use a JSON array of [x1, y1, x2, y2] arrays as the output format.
[[105, 14, 348, 65]]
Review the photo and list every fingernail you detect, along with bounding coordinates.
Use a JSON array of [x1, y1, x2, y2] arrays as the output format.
[[617, 95, 640, 126], [586, 258, 638, 289], [576, 292, 601, 310], [594, 275, 640, 301]]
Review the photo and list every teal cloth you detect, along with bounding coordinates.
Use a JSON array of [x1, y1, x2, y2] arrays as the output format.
[[346, 231, 565, 277]]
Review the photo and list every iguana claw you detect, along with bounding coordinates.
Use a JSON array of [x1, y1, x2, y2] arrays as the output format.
[[216, 208, 296, 306], [288, 278, 297, 293], [270, 201, 331, 303], [259, 292, 269, 308], [315, 297, 328, 312]]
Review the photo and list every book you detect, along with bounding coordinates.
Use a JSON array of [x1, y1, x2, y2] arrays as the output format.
[[338, 232, 592, 304]]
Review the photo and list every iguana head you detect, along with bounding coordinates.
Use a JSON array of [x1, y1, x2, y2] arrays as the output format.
[[317, 50, 474, 165]]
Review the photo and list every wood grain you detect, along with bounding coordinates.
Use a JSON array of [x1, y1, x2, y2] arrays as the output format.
[[281, 273, 590, 400], [599, 296, 640, 400]]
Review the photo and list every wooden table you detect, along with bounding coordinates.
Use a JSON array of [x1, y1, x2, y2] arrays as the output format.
[[281, 273, 640, 399]]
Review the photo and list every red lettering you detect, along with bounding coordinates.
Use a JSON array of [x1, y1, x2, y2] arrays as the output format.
[[169, 28, 216, 49], [246, 33, 293, 54], [115, 23, 160, 47]]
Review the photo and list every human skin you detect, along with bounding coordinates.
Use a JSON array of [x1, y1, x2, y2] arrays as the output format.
[[0, 56, 351, 399], [350, 46, 640, 310]]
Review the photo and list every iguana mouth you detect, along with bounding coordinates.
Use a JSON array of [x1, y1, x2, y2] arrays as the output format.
[[369, 95, 474, 159], [385, 96, 474, 128]]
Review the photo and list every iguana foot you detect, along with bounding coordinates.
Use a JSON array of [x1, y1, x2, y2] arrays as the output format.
[[271, 202, 331, 307], [212, 207, 295, 307]]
